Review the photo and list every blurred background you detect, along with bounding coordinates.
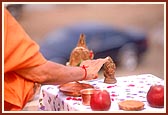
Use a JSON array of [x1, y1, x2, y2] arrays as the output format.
[[6, 3, 165, 80], [5, 3, 165, 111]]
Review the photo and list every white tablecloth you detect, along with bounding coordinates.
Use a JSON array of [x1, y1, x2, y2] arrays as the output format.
[[38, 74, 165, 112]]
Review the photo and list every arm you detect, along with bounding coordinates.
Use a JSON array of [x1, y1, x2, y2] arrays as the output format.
[[15, 61, 85, 85], [15, 57, 109, 85]]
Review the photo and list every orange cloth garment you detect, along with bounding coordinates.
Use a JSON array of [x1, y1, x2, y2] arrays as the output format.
[[4, 8, 47, 110]]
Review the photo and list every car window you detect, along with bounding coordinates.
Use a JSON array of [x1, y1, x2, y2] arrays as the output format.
[[88, 31, 128, 52], [86, 32, 103, 52], [104, 32, 127, 48]]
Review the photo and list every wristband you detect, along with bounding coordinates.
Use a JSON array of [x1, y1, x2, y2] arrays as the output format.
[[80, 65, 88, 80]]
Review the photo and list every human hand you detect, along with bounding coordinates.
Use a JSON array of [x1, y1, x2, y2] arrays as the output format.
[[80, 57, 109, 80]]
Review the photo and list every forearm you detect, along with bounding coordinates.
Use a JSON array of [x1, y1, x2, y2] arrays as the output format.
[[15, 61, 85, 85]]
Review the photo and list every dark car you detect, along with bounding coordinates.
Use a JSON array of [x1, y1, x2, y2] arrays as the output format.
[[6, 4, 24, 20], [39, 22, 148, 70]]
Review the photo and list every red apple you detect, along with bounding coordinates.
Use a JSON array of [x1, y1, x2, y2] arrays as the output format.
[[147, 85, 164, 108], [90, 89, 111, 111]]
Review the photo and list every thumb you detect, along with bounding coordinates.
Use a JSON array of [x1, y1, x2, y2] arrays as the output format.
[[85, 73, 98, 80]]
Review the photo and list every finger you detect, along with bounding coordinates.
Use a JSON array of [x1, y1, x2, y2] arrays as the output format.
[[93, 73, 98, 79], [86, 73, 98, 80]]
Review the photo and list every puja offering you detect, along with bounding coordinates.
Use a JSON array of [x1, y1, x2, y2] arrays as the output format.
[[147, 85, 164, 108], [59, 81, 94, 97], [44, 33, 163, 111], [103, 56, 117, 84], [80, 88, 96, 106], [69, 33, 94, 66], [90, 89, 111, 111], [118, 100, 144, 111], [39, 74, 165, 111]]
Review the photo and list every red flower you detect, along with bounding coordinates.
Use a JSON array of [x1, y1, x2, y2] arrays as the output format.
[[89, 50, 94, 59], [66, 97, 72, 100], [111, 94, 117, 97], [128, 84, 135, 87]]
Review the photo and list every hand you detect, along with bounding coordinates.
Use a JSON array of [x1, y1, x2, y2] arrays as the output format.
[[80, 57, 109, 80]]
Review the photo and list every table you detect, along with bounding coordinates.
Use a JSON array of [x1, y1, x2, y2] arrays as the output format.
[[38, 74, 165, 112]]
